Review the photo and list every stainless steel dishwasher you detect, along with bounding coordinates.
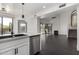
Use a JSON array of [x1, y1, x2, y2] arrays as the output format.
[[30, 35, 40, 55]]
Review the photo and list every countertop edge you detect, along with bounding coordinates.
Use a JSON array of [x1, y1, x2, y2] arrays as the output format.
[[0, 36, 29, 44]]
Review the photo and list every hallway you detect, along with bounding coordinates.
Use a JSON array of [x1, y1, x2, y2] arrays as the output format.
[[38, 34, 78, 55]]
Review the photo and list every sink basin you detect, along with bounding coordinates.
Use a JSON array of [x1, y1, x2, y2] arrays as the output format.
[[0, 35, 13, 39], [13, 34, 26, 37], [0, 34, 26, 39]]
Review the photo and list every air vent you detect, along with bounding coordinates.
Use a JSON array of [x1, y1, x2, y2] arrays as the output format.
[[59, 4, 66, 8]]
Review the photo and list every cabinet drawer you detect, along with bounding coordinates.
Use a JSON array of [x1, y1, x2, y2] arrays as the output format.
[[0, 37, 29, 54]]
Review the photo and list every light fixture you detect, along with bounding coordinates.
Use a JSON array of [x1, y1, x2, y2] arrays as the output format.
[[22, 3, 24, 18], [0, 3, 6, 12], [1, 8, 6, 11], [59, 3, 66, 8], [0, 4, 10, 13], [42, 6, 46, 8]]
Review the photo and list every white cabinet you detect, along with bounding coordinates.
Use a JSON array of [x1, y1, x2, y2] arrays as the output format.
[[17, 45, 29, 55], [2, 44, 29, 55], [17, 37, 29, 55], [0, 36, 30, 55], [1, 50, 15, 55]]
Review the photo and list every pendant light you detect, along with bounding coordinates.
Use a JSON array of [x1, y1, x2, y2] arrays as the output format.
[[0, 3, 6, 12], [22, 3, 24, 18]]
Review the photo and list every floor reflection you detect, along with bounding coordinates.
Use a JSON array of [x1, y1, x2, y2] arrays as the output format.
[[39, 34, 77, 55]]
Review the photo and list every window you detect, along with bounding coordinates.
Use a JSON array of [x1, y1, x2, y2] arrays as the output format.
[[0, 16, 13, 35], [3, 17, 13, 35]]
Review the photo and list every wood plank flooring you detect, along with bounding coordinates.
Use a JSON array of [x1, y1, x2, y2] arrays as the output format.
[[37, 34, 79, 55]]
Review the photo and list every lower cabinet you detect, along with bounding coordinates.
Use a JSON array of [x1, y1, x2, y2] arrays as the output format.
[[1, 45, 29, 55], [0, 36, 30, 55], [16, 45, 29, 55], [2, 50, 15, 55]]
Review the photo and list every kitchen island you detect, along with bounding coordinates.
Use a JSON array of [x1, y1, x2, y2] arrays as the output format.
[[0, 34, 29, 55], [28, 33, 40, 55], [0, 33, 40, 55]]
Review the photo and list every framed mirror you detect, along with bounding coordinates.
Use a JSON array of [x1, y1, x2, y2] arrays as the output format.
[[18, 20, 27, 33], [71, 10, 77, 28]]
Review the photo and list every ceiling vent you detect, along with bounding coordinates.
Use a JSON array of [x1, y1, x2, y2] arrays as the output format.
[[59, 4, 66, 8]]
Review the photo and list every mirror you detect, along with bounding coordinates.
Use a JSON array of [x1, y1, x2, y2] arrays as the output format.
[[71, 10, 77, 28], [18, 20, 27, 33]]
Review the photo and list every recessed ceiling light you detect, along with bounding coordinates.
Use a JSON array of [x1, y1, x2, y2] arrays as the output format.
[[42, 6, 46, 8]]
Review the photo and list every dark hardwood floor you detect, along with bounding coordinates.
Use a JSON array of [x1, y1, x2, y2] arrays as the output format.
[[37, 34, 79, 55]]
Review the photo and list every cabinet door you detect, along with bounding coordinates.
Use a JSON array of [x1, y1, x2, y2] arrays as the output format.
[[1, 50, 15, 55], [17, 45, 29, 55]]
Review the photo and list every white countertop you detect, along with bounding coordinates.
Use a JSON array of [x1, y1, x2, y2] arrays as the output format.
[[13, 33, 40, 36], [26, 33, 40, 36], [0, 34, 12, 36]]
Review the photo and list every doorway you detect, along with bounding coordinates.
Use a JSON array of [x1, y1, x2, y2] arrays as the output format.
[[68, 10, 77, 50], [68, 10, 77, 39], [40, 23, 52, 35]]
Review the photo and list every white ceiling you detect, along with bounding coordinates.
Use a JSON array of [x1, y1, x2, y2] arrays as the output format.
[[0, 3, 77, 18], [23, 3, 62, 16], [39, 3, 78, 19], [0, 3, 62, 17]]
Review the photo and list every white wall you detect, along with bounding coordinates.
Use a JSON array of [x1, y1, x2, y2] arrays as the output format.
[[25, 15, 38, 34], [13, 15, 39, 35], [59, 12, 70, 36], [13, 15, 21, 34], [40, 10, 72, 36], [9, 4, 39, 35], [40, 19, 50, 24], [77, 5, 79, 51]]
